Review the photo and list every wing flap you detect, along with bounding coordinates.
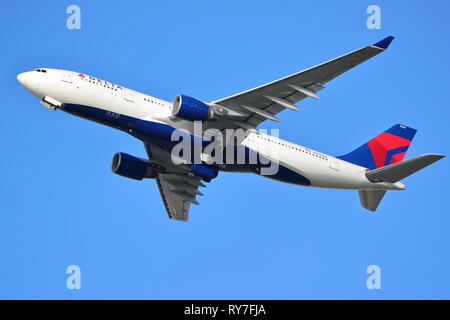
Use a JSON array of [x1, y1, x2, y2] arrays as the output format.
[[156, 173, 205, 221]]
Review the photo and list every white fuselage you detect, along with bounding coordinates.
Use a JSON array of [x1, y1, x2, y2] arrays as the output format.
[[17, 68, 403, 191]]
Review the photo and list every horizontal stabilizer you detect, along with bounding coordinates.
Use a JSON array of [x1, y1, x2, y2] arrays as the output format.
[[359, 190, 386, 212], [366, 153, 445, 183]]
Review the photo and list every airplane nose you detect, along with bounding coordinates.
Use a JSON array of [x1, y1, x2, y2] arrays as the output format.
[[17, 72, 27, 86], [17, 71, 43, 99]]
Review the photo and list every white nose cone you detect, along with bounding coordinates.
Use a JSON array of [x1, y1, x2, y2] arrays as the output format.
[[17, 71, 43, 98], [17, 72, 27, 86]]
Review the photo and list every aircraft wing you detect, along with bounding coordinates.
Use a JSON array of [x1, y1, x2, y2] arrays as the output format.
[[212, 36, 394, 129], [156, 173, 205, 221], [144, 144, 207, 222]]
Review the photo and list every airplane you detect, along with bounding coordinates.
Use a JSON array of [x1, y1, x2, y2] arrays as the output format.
[[17, 36, 444, 221]]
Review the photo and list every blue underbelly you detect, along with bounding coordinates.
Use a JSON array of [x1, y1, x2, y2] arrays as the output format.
[[60, 103, 311, 186]]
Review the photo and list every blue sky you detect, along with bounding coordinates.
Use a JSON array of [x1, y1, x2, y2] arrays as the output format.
[[0, 0, 449, 299]]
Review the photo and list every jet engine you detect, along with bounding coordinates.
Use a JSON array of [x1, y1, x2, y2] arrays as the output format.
[[191, 164, 218, 182], [111, 152, 154, 180], [172, 94, 247, 122], [172, 95, 214, 121]]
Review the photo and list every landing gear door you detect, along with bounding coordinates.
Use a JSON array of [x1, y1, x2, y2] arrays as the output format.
[[61, 71, 73, 83], [329, 157, 339, 171]]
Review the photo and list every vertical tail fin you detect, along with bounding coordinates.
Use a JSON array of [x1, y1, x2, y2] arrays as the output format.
[[338, 124, 417, 170]]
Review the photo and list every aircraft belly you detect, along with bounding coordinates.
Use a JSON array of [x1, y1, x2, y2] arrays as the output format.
[[279, 151, 372, 190]]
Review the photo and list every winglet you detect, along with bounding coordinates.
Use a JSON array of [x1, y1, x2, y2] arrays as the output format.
[[373, 36, 395, 50]]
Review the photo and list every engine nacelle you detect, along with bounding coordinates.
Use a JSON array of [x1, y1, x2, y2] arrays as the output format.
[[191, 164, 218, 182], [111, 152, 153, 180], [172, 95, 213, 121]]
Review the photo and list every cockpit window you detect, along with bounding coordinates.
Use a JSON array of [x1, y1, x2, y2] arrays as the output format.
[[35, 69, 47, 73]]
